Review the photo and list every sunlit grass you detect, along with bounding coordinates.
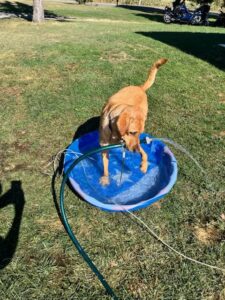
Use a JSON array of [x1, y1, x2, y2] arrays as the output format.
[[0, 1, 225, 299]]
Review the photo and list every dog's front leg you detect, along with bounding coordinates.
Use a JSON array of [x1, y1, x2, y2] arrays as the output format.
[[100, 150, 110, 185], [138, 145, 148, 173]]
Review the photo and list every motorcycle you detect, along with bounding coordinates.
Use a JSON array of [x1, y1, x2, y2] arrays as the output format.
[[164, 1, 210, 25], [214, 8, 225, 27]]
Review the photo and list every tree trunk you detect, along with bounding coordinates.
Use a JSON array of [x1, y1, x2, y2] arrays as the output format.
[[33, 0, 44, 23]]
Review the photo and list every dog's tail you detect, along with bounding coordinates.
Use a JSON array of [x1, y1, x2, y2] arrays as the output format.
[[140, 58, 168, 92]]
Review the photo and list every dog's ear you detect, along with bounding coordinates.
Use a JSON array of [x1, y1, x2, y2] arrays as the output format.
[[117, 111, 130, 136]]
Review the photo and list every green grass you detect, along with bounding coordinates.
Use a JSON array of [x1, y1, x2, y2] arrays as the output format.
[[0, 1, 225, 299]]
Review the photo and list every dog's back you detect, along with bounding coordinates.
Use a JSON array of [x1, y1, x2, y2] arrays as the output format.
[[104, 86, 147, 114]]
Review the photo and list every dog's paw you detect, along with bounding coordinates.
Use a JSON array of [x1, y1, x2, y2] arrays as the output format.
[[100, 176, 109, 186], [140, 162, 148, 173]]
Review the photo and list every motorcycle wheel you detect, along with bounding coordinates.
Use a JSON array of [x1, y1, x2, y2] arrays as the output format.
[[190, 15, 201, 25], [203, 20, 209, 26], [164, 13, 172, 23]]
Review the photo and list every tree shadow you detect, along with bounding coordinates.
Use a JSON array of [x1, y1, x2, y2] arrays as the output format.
[[0, 181, 25, 269], [118, 4, 164, 23], [118, 4, 164, 14], [0, 1, 70, 21], [136, 31, 225, 71], [135, 12, 164, 23]]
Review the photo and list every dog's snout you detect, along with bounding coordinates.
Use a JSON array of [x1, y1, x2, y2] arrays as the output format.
[[127, 142, 139, 152], [133, 144, 140, 152], [122, 135, 140, 152]]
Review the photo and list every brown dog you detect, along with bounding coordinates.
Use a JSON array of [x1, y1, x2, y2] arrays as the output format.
[[99, 58, 168, 185]]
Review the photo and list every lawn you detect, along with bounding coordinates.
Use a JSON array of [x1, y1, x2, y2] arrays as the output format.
[[0, 1, 225, 299]]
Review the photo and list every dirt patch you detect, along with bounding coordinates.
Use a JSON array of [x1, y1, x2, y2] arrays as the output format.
[[4, 163, 26, 172], [212, 131, 225, 138], [0, 51, 16, 60], [0, 86, 22, 97], [218, 92, 225, 104], [36, 217, 64, 232], [193, 224, 225, 245], [64, 63, 79, 72], [100, 51, 135, 63], [0, 138, 33, 175], [12, 141, 32, 153], [218, 131, 225, 137], [129, 280, 149, 299], [53, 252, 71, 268]]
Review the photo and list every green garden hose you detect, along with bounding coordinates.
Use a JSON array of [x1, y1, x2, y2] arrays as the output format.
[[59, 143, 124, 300]]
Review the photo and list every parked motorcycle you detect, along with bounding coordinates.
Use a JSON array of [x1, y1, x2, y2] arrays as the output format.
[[214, 8, 225, 27], [164, 1, 210, 25]]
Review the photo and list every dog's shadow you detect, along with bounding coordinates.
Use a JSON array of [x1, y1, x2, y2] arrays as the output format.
[[51, 116, 100, 219], [56, 116, 100, 175], [72, 116, 100, 141]]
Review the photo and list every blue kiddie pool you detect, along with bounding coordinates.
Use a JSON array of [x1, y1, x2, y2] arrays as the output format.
[[63, 131, 178, 212]]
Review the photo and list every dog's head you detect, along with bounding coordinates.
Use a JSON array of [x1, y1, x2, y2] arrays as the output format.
[[117, 108, 145, 151]]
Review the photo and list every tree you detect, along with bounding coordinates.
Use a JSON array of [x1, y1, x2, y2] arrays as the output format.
[[33, 0, 44, 22]]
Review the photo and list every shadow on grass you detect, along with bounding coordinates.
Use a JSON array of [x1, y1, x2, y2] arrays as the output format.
[[119, 4, 164, 23], [136, 31, 225, 71], [118, 4, 164, 14], [0, 1, 73, 21], [73, 116, 100, 141], [135, 12, 164, 23], [51, 117, 100, 223], [0, 181, 25, 269], [119, 4, 221, 26]]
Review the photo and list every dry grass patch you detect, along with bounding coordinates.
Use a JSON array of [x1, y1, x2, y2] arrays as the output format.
[[212, 131, 225, 138], [217, 92, 225, 104], [129, 280, 149, 299], [193, 223, 225, 245], [100, 50, 135, 63], [36, 217, 64, 232]]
